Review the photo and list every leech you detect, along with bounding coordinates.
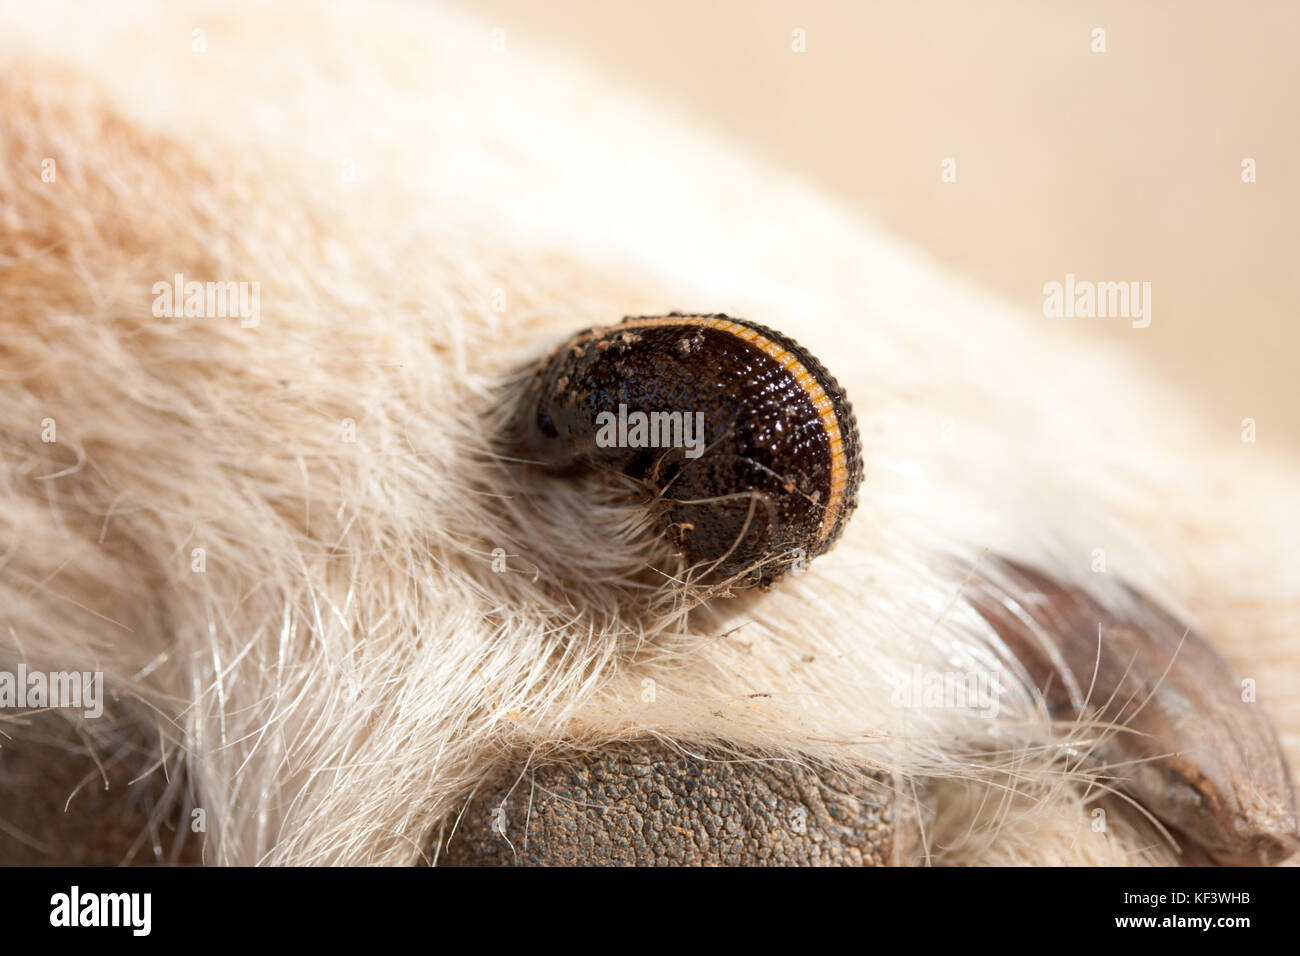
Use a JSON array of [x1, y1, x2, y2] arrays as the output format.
[[511, 314, 864, 586], [971, 557, 1299, 865]]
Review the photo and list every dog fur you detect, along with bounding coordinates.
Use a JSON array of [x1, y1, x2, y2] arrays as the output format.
[[1, 0, 1296, 865]]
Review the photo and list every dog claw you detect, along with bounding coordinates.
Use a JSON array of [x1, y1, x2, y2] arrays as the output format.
[[971, 557, 1299, 865]]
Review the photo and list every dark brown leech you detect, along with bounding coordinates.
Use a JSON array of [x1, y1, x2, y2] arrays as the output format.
[[514, 315, 863, 586], [970, 557, 1299, 865], [437, 739, 923, 866]]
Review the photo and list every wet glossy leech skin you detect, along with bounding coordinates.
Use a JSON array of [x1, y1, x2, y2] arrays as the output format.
[[514, 314, 864, 586]]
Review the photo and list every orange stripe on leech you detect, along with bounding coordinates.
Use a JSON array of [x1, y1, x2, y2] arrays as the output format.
[[715, 329, 847, 545], [573, 316, 849, 543]]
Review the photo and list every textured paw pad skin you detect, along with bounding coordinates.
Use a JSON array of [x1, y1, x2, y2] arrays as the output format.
[[438, 739, 920, 866]]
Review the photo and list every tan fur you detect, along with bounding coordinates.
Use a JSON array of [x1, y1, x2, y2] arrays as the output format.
[[0, 0, 1295, 865]]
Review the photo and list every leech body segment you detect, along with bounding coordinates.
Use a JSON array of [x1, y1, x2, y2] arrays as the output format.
[[516, 314, 864, 585]]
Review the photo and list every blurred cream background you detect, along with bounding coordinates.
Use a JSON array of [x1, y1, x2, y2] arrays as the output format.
[[452, 0, 1299, 455]]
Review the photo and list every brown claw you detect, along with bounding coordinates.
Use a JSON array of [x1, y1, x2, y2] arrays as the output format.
[[970, 557, 1299, 865]]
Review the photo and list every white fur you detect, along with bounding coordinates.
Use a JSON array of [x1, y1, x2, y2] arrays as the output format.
[[0, 0, 1295, 865]]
